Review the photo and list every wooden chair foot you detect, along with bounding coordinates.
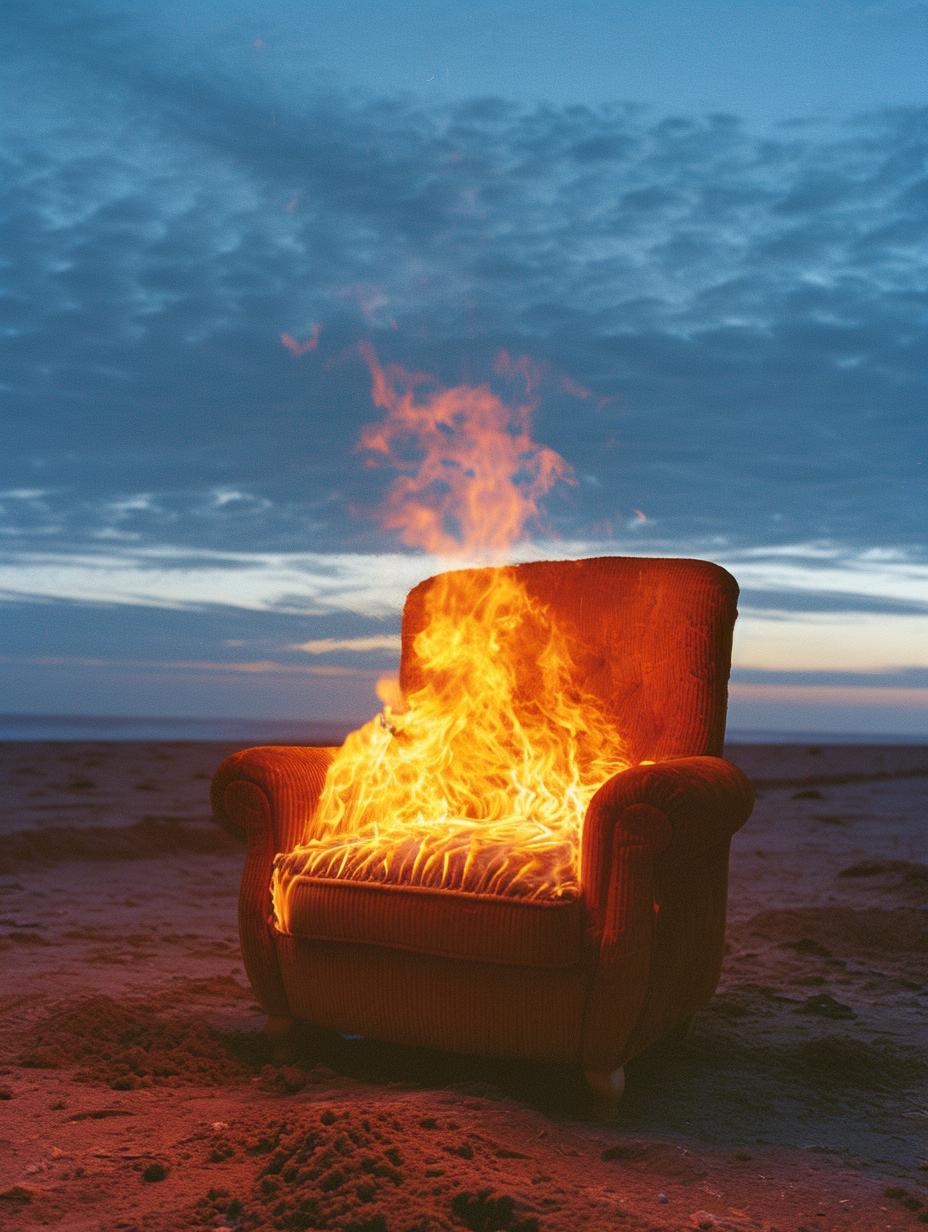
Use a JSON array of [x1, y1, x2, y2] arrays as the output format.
[[583, 1066, 625, 1120], [265, 1015, 296, 1063]]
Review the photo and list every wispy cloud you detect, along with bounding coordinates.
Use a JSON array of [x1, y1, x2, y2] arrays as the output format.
[[2, 15, 925, 557], [0, 654, 380, 678], [730, 682, 928, 711], [1, 5, 925, 726], [717, 543, 928, 608], [1, 540, 925, 675], [294, 635, 403, 654]]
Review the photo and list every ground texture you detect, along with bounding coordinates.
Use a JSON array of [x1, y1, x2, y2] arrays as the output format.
[[1, 740, 926, 1232]]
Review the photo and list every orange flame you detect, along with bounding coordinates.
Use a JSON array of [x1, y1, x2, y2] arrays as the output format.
[[357, 342, 573, 556], [281, 325, 321, 356], [272, 349, 627, 921]]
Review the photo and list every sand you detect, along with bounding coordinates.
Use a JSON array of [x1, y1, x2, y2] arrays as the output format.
[[0, 739, 926, 1231]]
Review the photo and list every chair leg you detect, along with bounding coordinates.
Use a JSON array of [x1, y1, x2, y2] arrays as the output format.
[[265, 1015, 296, 1063], [583, 1066, 625, 1120]]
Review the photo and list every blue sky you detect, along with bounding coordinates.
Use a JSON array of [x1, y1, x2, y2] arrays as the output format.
[[2, 1, 926, 735]]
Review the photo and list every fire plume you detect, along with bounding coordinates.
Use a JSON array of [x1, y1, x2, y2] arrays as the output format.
[[272, 349, 628, 923], [357, 342, 572, 556], [281, 325, 321, 356]]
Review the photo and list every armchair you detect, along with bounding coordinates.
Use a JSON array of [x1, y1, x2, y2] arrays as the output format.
[[211, 556, 753, 1116]]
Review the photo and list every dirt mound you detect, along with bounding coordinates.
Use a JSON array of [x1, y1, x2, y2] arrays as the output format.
[[18, 995, 255, 1089], [183, 1104, 629, 1232], [838, 860, 928, 897], [782, 1035, 922, 1089], [0, 818, 243, 870], [599, 1140, 706, 1180], [744, 906, 928, 953]]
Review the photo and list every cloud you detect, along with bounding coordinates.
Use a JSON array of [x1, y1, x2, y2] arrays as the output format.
[[1, 539, 925, 677], [294, 635, 403, 654], [727, 680, 928, 738], [732, 609, 928, 672], [729, 681, 928, 712], [0, 654, 379, 678], [1, 4, 925, 727], [1, 11, 925, 562], [0, 546, 428, 616], [718, 542, 928, 607]]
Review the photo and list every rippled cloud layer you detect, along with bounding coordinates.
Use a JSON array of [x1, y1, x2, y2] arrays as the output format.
[[2, 4, 926, 730]]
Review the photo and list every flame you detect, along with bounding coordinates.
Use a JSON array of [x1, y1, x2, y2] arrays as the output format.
[[272, 349, 628, 922], [281, 325, 320, 356], [356, 342, 572, 556]]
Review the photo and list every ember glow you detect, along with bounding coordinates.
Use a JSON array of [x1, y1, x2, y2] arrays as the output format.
[[272, 350, 629, 923]]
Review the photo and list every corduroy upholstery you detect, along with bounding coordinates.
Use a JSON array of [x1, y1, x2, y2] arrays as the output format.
[[211, 556, 754, 1114], [283, 878, 586, 966]]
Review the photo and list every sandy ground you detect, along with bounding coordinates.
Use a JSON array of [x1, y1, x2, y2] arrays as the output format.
[[0, 740, 926, 1232]]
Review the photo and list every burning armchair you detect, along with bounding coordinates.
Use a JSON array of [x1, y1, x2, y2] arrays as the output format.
[[211, 555, 753, 1117]]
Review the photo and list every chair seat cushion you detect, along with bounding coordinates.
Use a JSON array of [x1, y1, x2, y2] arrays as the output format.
[[277, 875, 587, 968], [274, 823, 578, 901]]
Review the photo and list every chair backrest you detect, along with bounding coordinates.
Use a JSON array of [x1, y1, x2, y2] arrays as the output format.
[[400, 556, 739, 766]]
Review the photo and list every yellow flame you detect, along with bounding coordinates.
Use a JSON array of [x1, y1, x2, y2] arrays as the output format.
[[273, 350, 627, 923]]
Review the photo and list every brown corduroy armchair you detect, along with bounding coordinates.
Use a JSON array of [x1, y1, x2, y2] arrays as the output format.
[[211, 556, 754, 1116]]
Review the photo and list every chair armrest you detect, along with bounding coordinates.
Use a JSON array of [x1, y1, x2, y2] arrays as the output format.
[[210, 745, 336, 1023], [579, 756, 753, 1073], [577, 790, 673, 1075], [210, 745, 336, 853], [581, 756, 753, 945], [583, 755, 752, 874]]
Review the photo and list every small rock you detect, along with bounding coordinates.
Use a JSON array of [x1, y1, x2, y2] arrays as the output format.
[[142, 1163, 168, 1183], [793, 993, 856, 1020], [0, 1184, 41, 1202], [840, 859, 908, 878], [307, 1063, 336, 1083], [257, 1064, 307, 1095]]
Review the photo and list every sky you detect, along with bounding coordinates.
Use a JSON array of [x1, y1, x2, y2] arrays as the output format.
[[2, 1, 926, 736]]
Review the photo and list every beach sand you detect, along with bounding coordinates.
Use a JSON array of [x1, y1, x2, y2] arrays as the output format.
[[1, 740, 926, 1231]]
